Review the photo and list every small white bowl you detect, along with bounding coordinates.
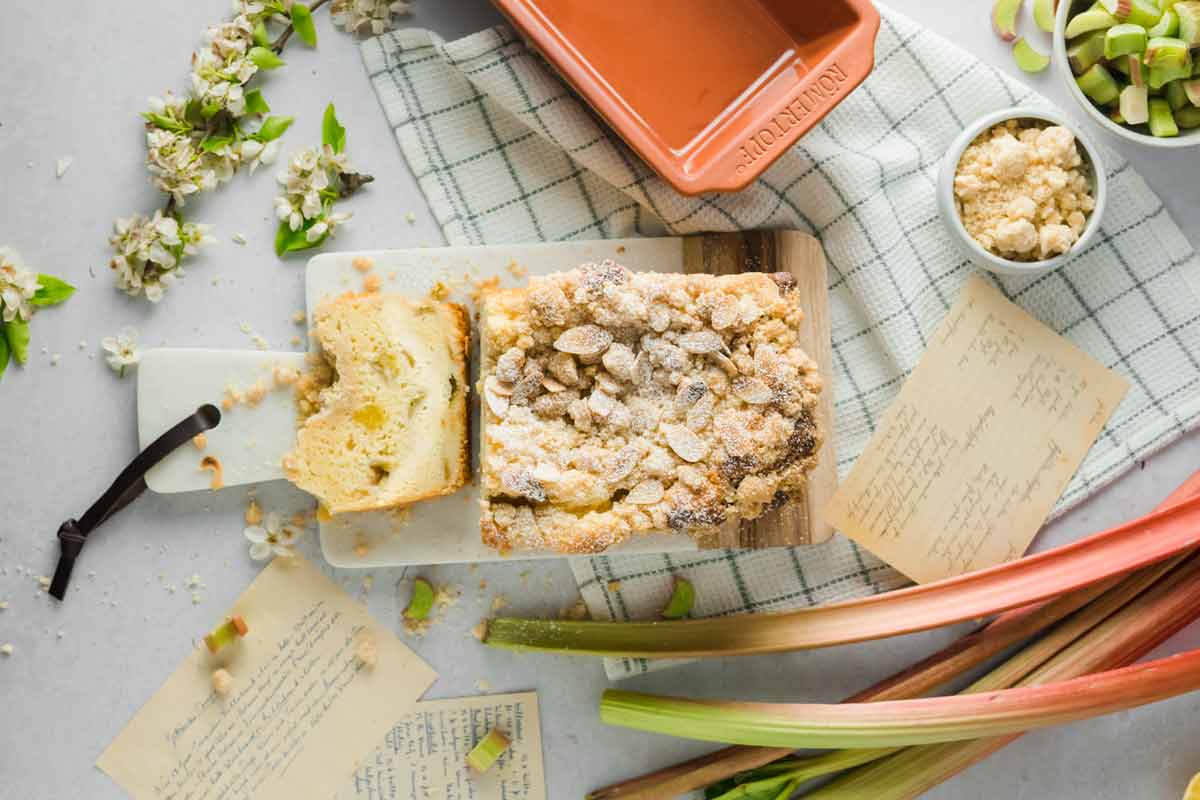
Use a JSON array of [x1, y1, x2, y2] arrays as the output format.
[[1054, 0, 1200, 149], [937, 107, 1108, 278]]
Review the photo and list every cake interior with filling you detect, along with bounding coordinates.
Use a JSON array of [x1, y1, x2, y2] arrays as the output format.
[[283, 292, 470, 514]]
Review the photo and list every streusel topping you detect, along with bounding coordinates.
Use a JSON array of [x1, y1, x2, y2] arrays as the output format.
[[478, 261, 823, 554]]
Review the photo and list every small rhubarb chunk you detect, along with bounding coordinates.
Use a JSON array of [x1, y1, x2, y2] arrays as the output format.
[[661, 577, 696, 620], [204, 615, 249, 653], [1177, 0, 1200, 44], [404, 577, 435, 621], [1149, 9, 1180, 36], [1033, 0, 1057, 32], [1120, 85, 1151, 123], [1151, 62, 1194, 89], [1128, 53, 1146, 86], [1105, 23, 1149, 58], [466, 728, 511, 774], [1068, 29, 1109, 73], [993, 0, 1024, 40], [1174, 105, 1200, 127], [1077, 63, 1122, 104], [1013, 38, 1052, 72], [1166, 79, 1191, 110], [1184, 78, 1200, 105], [1066, 7, 1117, 37], [1150, 96, 1181, 135], [1102, 0, 1162, 28], [1145, 36, 1191, 68]]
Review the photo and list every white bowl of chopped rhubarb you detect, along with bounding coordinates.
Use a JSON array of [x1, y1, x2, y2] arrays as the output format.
[[938, 107, 1108, 278], [1055, 0, 1200, 148]]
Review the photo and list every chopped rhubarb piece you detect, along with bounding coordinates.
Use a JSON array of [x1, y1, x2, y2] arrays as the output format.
[[1149, 96, 1181, 135], [1120, 85, 1151, 123], [993, 0, 1024, 40]]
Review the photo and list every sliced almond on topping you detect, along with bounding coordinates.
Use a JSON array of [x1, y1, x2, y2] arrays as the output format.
[[710, 295, 740, 330], [501, 468, 547, 503], [633, 351, 652, 386], [648, 305, 671, 333], [588, 389, 615, 418], [686, 392, 714, 431], [738, 297, 763, 325], [605, 445, 640, 483], [554, 324, 613, 356], [485, 375, 514, 396], [542, 377, 566, 393], [753, 343, 779, 376], [678, 330, 725, 354], [601, 342, 636, 381], [625, 479, 664, 505], [495, 347, 525, 383], [674, 378, 707, 412], [663, 423, 708, 463], [483, 378, 511, 417], [595, 371, 624, 396], [732, 376, 774, 404], [547, 352, 579, 386]]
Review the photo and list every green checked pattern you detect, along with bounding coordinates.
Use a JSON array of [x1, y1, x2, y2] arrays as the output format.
[[361, 5, 1200, 679]]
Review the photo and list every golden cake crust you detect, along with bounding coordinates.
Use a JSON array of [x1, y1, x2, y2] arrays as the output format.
[[478, 262, 823, 554]]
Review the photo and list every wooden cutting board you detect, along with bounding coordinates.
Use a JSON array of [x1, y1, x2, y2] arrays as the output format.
[[683, 230, 837, 548]]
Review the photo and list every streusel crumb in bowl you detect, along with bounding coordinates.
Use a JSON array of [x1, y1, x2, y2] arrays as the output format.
[[938, 107, 1107, 277]]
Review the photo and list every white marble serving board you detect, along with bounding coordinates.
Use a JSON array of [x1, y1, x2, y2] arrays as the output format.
[[137, 238, 702, 568]]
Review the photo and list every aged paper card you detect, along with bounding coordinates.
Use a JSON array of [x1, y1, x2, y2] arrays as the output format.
[[825, 275, 1129, 583], [342, 692, 546, 800], [97, 557, 437, 800]]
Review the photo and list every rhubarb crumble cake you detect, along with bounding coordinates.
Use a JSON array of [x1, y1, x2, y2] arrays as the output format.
[[283, 292, 470, 514], [478, 261, 823, 554]]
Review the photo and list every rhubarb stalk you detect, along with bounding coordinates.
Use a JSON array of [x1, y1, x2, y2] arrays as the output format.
[[486, 494, 1200, 659], [585, 471, 1200, 800], [805, 549, 1200, 799]]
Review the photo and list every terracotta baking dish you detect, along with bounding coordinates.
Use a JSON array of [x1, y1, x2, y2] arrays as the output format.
[[491, 0, 880, 195]]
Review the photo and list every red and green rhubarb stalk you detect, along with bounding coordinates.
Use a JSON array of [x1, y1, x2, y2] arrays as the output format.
[[584, 472, 1200, 800], [486, 493, 1200, 658]]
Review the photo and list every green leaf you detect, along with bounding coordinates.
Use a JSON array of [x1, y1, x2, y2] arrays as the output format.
[[141, 112, 190, 133], [249, 46, 286, 70], [275, 221, 324, 256], [183, 99, 205, 126], [0, 326, 9, 381], [322, 103, 346, 153], [253, 115, 294, 142], [290, 3, 317, 47], [200, 135, 234, 153], [4, 319, 30, 365], [243, 89, 270, 115], [252, 20, 271, 48], [30, 275, 75, 307]]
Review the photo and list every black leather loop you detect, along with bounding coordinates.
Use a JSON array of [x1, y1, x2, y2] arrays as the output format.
[[48, 405, 221, 601]]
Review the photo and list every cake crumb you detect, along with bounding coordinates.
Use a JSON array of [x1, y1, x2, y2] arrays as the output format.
[[352, 256, 374, 273], [353, 535, 370, 558], [606, 580, 621, 593], [37, 576, 50, 591], [0, 601, 8, 611], [244, 381, 269, 406], [273, 365, 300, 387], [490, 596, 508, 613], [560, 599, 589, 620], [192, 433, 208, 450], [471, 621, 487, 641], [289, 335, 302, 347], [505, 260, 528, 279], [239, 321, 252, 334], [251, 334, 269, 351], [211, 668, 234, 696], [293, 311, 307, 324], [356, 634, 378, 668], [405, 211, 416, 223], [474, 679, 491, 693], [1, 643, 13, 657], [200, 456, 224, 490], [616, 245, 626, 254], [245, 500, 263, 525], [362, 273, 382, 293], [429, 281, 450, 301]]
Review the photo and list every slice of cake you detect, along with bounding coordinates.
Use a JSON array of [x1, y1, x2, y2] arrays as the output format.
[[283, 292, 470, 514], [477, 261, 823, 555]]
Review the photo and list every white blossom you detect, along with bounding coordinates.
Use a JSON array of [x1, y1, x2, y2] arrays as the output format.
[[244, 512, 302, 560], [101, 326, 141, 376], [305, 210, 352, 242], [109, 211, 215, 302], [331, 0, 412, 35], [0, 246, 40, 323], [238, 137, 280, 174], [145, 129, 218, 205], [275, 145, 351, 232]]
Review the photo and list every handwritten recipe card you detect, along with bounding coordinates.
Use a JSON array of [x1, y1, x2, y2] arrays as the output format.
[[97, 557, 438, 800], [343, 692, 546, 800], [825, 276, 1129, 583]]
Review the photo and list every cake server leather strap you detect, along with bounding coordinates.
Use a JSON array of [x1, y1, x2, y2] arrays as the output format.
[[49, 404, 221, 601]]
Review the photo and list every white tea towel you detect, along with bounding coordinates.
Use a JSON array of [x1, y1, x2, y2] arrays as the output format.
[[360, 4, 1200, 680]]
